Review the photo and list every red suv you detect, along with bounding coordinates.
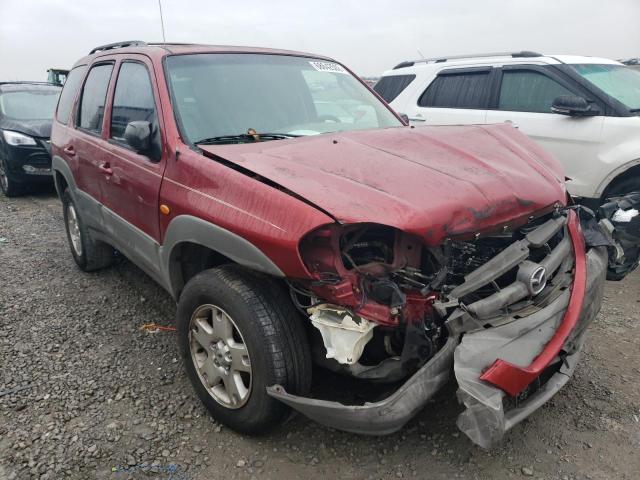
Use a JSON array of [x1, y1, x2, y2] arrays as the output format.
[[50, 41, 634, 448]]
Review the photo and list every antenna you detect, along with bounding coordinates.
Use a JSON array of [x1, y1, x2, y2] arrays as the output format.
[[417, 49, 425, 59], [158, 0, 167, 43]]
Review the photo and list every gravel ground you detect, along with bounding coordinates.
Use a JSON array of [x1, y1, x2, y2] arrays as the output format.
[[1, 190, 639, 480]]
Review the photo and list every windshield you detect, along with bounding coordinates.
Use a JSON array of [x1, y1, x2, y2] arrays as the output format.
[[165, 53, 402, 144], [0, 88, 61, 120], [570, 64, 640, 111]]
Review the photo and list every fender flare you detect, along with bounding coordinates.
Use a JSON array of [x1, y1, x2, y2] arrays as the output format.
[[51, 155, 78, 198], [160, 215, 285, 299]]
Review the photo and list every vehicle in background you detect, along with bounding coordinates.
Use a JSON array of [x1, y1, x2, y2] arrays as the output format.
[[51, 41, 638, 449], [0, 82, 61, 196], [47, 68, 69, 86], [621, 58, 640, 72], [376, 52, 640, 210]]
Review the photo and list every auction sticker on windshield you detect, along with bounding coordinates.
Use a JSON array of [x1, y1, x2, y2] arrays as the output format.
[[309, 60, 348, 74]]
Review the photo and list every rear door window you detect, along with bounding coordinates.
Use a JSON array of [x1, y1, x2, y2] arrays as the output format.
[[374, 74, 416, 103], [110, 62, 158, 140], [77, 63, 113, 134], [418, 70, 492, 109], [56, 66, 87, 125], [498, 70, 573, 113]]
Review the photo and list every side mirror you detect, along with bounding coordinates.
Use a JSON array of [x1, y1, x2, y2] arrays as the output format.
[[124, 121, 152, 152], [551, 95, 599, 117], [398, 113, 410, 125]]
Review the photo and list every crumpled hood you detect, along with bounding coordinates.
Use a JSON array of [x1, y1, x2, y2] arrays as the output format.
[[200, 124, 566, 245], [1, 118, 53, 139]]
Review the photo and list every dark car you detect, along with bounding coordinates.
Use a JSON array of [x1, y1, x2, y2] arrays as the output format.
[[0, 82, 61, 196]]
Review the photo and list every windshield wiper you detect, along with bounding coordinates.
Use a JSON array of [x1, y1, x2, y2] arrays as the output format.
[[195, 132, 301, 145], [629, 108, 640, 113]]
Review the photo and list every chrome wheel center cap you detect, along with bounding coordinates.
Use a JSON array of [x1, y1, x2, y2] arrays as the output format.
[[212, 340, 232, 368]]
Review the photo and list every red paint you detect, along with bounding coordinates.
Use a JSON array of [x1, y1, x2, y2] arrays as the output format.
[[51, 44, 570, 328], [199, 123, 566, 246], [479, 209, 587, 397]]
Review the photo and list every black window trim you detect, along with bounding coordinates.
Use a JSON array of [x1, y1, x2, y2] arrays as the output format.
[[492, 64, 608, 114], [75, 61, 116, 138], [417, 66, 498, 110], [106, 58, 163, 161]]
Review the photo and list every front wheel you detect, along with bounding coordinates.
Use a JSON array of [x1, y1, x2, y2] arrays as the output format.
[[0, 157, 23, 197], [177, 265, 312, 434], [602, 176, 640, 280], [603, 176, 640, 200]]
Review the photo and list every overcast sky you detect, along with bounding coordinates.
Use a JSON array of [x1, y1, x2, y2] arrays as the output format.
[[1, 0, 639, 80]]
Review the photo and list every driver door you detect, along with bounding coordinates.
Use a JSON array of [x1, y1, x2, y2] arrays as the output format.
[[98, 55, 167, 272]]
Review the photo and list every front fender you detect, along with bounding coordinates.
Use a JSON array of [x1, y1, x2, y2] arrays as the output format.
[[160, 215, 285, 299]]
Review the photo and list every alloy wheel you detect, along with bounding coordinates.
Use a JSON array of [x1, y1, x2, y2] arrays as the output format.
[[66, 203, 83, 257], [189, 304, 252, 409]]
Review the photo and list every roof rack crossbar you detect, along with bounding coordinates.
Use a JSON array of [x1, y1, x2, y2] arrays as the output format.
[[393, 50, 543, 69], [89, 40, 148, 55]]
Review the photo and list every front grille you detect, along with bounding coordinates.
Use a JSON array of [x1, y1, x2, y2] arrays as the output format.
[[445, 212, 573, 320]]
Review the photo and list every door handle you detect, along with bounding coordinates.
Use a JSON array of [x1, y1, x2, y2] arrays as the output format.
[[98, 162, 113, 175], [63, 145, 76, 156]]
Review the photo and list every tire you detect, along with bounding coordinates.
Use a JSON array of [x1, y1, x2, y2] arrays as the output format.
[[177, 265, 312, 434], [0, 157, 23, 197], [61, 188, 114, 271]]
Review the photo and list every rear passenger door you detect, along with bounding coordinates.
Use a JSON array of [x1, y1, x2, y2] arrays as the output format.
[[99, 56, 166, 273], [73, 62, 115, 211], [485, 65, 604, 186], [409, 67, 495, 125]]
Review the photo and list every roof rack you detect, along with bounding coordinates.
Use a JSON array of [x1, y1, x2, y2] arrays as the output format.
[[0, 81, 59, 86], [146, 42, 200, 46], [89, 40, 148, 55], [393, 51, 543, 69]]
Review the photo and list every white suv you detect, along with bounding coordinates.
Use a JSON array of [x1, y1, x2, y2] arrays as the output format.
[[376, 51, 640, 208]]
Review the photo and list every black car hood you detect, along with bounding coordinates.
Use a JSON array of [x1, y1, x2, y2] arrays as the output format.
[[0, 118, 53, 139]]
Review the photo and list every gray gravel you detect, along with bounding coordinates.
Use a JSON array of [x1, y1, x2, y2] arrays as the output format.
[[1, 190, 639, 480]]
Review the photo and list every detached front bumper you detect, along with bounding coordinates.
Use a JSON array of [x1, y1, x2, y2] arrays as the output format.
[[267, 335, 457, 435], [455, 245, 607, 448], [268, 214, 608, 447]]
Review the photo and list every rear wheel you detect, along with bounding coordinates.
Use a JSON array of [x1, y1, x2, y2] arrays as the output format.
[[62, 189, 114, 271], [177, 265, 311, 434], [0, 157, 23, 197]]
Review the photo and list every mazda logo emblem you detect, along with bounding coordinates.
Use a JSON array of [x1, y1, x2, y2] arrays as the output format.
[[529, 266, 547, 295]]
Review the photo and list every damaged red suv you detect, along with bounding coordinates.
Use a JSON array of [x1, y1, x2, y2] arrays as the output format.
[[50, 41, 640, 448]]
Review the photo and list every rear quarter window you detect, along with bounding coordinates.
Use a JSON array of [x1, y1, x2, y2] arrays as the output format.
[[56, 66, 87, 125], [373, 74, 416, 103]]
